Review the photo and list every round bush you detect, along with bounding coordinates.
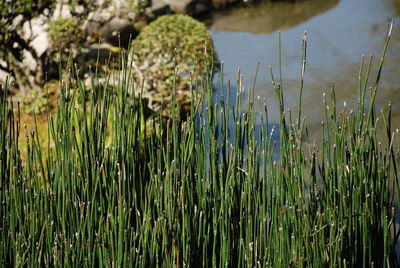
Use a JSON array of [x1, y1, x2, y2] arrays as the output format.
[[130, 14, 217, 113], [47, 18, 84, 53]]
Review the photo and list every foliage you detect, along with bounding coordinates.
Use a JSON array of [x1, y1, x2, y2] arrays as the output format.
[[0, 0, 118, 91], [0, 22, 399, 266], [0, 0, 56, 90], [47, 18, 84, 53], [126, 0, 149, 13], [0, 0, 55, 51], [130, 14, 217, 114], [16, 86, 57, 114]]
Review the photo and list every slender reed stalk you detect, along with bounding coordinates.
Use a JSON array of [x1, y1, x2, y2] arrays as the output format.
[[0, 21, 398, 267]]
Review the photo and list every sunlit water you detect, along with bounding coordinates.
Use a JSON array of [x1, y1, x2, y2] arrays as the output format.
[[209, 0, 400, 258], [210, 0, 400, 136]]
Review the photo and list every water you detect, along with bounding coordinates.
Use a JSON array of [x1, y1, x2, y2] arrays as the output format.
[[209, 1, 400, 257], [209, 0, 400, 136]]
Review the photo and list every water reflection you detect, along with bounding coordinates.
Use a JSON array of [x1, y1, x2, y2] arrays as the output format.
[[211, 0, 339, 34], [202, 83, 281, 161], [210, 0, 400, 140], [392, 0, 400, 15]]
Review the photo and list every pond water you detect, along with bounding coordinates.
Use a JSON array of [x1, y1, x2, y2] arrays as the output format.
[[209, 0, 400, 137]]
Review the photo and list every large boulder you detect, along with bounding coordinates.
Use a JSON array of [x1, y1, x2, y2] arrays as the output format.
[[84, 0, 149, 46], [86, 15, 138, 45], [146, 0, 173, 17]]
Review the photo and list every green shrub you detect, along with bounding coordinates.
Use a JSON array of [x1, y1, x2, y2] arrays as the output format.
[[126, 0, 149, 13], [47, 17, 84, 53], [130, 14, 217, 114]]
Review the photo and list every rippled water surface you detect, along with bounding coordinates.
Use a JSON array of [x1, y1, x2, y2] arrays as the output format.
[[210, 0, 400, 134]]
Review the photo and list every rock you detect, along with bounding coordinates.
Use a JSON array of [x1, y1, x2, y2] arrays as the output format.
[[85, 14, 137, 45], [84, 0, 149, 46], [146, 0, 173, 18], [52, 3, 73, 19], [148, 0, 249, 16], [163, 0, 193, 13], [187, 0, 211, 14], [22, 15, 49, 57], [212, 0, 240, 8], [85, 10, 113, 41], [0, 68, 12, 84], [148, 0, 252, 16], [76, 43, 121, 73], [100, 17, 137, 45], [87, 10, 112, 23]]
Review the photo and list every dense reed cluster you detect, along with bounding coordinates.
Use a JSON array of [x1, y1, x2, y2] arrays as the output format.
[[1, 22, 399, 267]]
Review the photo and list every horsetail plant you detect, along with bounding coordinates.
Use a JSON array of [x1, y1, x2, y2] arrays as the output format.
[[0, 20, 399, 267]]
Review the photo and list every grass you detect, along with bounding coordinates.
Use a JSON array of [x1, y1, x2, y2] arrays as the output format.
[[1, 21, 399, 267]]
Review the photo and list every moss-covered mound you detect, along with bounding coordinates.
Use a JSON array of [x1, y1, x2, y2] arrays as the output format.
[[47, 18, 84, 53], [130, 14, 217, 114]]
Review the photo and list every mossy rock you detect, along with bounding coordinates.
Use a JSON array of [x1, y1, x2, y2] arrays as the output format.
[[47, 18, 84, 53], [130, 14, 217, 115]]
